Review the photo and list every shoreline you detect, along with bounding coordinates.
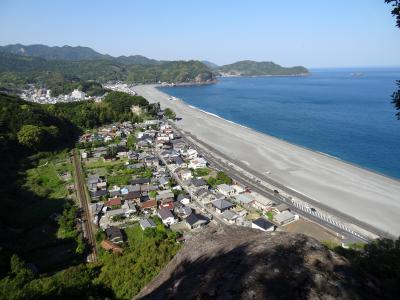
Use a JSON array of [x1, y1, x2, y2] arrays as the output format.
[[180, 101, 400, 183], [133, 84, 400, 236]]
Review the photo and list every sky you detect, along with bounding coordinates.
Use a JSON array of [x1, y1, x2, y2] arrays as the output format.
[[0, 0, 399, 68]]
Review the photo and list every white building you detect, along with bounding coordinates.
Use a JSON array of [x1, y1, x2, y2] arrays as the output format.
[[71, 89, 86, 100], [274, 211, 299, 225], [186, 148, 198, 159], [158, 207, 176, 226], [216, 184, 236, 197], [188, 157, 207, 169]]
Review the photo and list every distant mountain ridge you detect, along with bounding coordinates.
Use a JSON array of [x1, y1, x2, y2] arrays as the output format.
[[0, 44, 159, 65], [217, 60, 309, 76]]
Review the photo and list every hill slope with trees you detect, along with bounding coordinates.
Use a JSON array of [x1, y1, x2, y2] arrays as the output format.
[[217, 60, 309, 76]]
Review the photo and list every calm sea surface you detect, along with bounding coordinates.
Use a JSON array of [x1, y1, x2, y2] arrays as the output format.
[[158, 68, 400, 178]]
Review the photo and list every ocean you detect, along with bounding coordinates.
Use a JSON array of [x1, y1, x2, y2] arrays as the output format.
[[158, 68, 400, 179]]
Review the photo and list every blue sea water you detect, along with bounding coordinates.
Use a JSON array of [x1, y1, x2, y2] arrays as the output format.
[[158, 68, 400, 179]]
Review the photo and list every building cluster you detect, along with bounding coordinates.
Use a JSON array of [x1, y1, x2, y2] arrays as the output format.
[[103, 82, 137, 95], [84, 119, 299, 252], [20, 86, 102, 104]]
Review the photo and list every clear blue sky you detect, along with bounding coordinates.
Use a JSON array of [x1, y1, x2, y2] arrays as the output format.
[[0, 0, 399, 67]]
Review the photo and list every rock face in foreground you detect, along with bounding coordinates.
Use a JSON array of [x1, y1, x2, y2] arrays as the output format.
[[135, 226, 376, 300]]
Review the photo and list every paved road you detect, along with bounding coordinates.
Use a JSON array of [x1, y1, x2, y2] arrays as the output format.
[[72, 149, 97, 262], [170, 122, 372, 243]]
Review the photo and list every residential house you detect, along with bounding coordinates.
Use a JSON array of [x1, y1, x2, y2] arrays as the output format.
[[139, 218, 156, 230], [122, 200, 137, 217], [185, 213, 208, 229], [145, 156, 159, 168], [188, 157, 207, 169], [252, 218, 275, 232], [122, 190, 140, 201], [158, 207, 176, 226], [186, 148, 198, 159], [90, 202, 104, 225], [91, 189, 108, 202], [216, 184, 236, 197], [177, 193, 191, 205], [108, 186, 121, 198], [172, 156, 186, 168], [191, 178, 208, 190], [105, 226, 124, 244], [139, 197, 157, 210], [274, 211, 299, 225], [105, 208, 125, 220], [105, 197, 122, 208], [130, 178, 151, 185], [252, 197, 275, 212], [273, 203, 290, 214], [235, 193, 255, 206], [222, 210, 239, 224], [211, 198, 235, 214], [174, 203, 192, 219], [177, 168, 192, 181], [156, 190, 175, 209]]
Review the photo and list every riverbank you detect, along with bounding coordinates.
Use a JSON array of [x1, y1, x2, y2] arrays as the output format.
[[133, 84, 400, 236]]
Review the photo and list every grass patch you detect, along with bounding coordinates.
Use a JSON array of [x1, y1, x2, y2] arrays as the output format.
[[265, 211, 274, 221], [24, 152, 70, 199], [192, 167, 211, 177]]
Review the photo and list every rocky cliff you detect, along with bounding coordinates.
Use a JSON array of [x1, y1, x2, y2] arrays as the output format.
[[135, 226, 377, 300]]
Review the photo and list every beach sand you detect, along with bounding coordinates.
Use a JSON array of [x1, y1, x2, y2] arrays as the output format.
[[134, 85, 400, 236]]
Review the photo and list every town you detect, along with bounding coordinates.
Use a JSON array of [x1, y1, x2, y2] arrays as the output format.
[[75, 111, 348, 256]]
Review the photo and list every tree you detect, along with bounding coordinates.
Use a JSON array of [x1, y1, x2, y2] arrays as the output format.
[[17, 125, 45, 149], [385, 0, 400, 28], [385, 1, 400, 119], [164, 108, 176, 119]]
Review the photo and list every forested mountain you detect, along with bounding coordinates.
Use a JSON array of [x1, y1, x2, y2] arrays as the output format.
[[0, 52, 215, 92], [0, 44, 108, 61], [217, 60, 309, 76], [0, 44, 159, 65]]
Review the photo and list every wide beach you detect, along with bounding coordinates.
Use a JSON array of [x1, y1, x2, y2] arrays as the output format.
[[134, 85, 400, 236]]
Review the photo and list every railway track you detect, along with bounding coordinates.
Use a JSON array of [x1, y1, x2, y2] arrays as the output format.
[[72, 149, 97, 263]]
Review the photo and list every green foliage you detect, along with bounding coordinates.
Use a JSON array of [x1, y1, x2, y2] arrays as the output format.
[[0, 52, 215, 92], [126, 134, 137, 149], [17, 125, 45, 149], [57, 203, 78, 239], [192, 167, 210, 177], [266, 211, 274, 221], [327, 237, 400, 298], [148, 190, 157, 198], [112, 215, 126, 222], [95, 224, 180, 299], [0, 260, 112, 300], [207, 171, 233, 187], [164, 108, 176, 119]]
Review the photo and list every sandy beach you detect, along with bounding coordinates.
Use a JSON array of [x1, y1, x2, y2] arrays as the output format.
[[133, 85, 400, 236]]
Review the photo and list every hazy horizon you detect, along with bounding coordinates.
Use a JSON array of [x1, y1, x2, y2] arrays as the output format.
[[1, 0, 400, 68]]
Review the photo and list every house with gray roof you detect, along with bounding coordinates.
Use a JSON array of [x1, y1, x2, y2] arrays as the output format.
[[211, 198, 235, 214], [139, 218, 156, 230], [158, 207, 176, 226], [185, 213, 209, 229]]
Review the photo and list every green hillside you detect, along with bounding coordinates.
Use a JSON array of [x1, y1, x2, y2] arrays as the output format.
[[218, 60, 309, 76]]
